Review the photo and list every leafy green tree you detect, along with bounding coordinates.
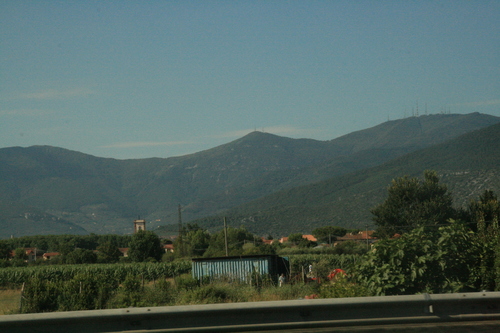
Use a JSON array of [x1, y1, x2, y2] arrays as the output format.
[[64, 248, 97, 264], [287, 233, 315, 248], [354, 221, 482, 295], [371, 170, 455, 237], [0, 242, 11, 260], [128, 230, 163, 262], [175, 224, 211, 258], [312, 226, 347, 244], [203, 227, 257, 257], [334, 240, 368, 255], [239, 241, 277, 256], [97, 241, 122, 263], [14, 247, 27, 261], [58, 240, 76, 256], [287, 233, 304, 245]]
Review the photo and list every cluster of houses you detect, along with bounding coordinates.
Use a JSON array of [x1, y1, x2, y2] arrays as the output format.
[[262, 230, 377, 247], [9, 219, 378, 263], [10, 248, 61, 262], [7, 223, 382, 286]]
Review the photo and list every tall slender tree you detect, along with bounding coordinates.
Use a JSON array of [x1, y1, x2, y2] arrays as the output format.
[[467, 190, 500, 232]]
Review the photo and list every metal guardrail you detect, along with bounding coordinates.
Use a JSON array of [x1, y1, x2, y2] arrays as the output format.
[[0, 292, 499, 332]]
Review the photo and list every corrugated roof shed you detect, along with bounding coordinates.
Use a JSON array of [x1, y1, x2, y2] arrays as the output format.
[[192, 255, 289, 283]]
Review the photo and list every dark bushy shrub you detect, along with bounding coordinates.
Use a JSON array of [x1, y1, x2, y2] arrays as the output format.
[[175, 274, 198, 291]]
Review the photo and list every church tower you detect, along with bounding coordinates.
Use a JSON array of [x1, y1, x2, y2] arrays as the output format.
[[134, 218, 146, 233]]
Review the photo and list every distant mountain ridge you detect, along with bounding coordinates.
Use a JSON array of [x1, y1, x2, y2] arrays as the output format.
[[189, 120, 500, 236], [330, 112, 497, 152], [1, 112, 499, 238]]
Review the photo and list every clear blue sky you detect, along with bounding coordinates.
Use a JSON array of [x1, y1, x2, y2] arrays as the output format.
[[1, 0, 499, 159]]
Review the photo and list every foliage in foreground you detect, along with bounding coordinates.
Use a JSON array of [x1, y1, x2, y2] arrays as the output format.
[[354, 221, 496, 295], [319, 275, 372, 298], [13, 254, 375, 314], [20, 271, 371, 313]]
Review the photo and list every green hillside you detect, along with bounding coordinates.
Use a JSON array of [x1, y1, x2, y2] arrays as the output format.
[[0, 201, 87, 237], [187, 122, 500, 237], [1, 113, 499, 238], [182, 113, 500, 217]]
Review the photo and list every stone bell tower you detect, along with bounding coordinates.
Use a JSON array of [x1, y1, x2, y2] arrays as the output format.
[[134, 218, 146, 233]]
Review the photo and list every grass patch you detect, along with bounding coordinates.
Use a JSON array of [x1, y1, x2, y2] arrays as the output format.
[[249, 284, 318, 302], [0, 289, 21, 315]]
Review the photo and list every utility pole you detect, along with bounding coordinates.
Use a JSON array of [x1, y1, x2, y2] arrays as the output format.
[[223, 217, 229, 257], [178, 205, 183, 231], [178, 205, 183, 256], [366, 225, 369, 249]]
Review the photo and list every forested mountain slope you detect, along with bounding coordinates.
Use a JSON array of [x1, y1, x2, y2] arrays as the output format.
[[188, 121, 500, 237], [1, 113, 498, 238]]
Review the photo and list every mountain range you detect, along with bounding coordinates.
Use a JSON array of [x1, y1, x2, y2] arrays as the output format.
[[1, 112, 499, 238]]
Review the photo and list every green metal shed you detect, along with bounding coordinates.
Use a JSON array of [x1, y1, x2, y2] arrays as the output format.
[[191, 255, 289, 283]]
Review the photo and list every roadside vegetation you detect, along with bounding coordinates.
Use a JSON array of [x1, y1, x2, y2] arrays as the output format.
[[1, 170, 499, 314], [14, 272, 369, 313], [0, 258, 367, 314], [0, 289, 21, 315]]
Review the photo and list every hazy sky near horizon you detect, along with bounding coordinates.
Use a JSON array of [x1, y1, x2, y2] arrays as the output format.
[[1, 0, 499, 159]]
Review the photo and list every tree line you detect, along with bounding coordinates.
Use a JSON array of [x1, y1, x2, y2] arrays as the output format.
[[0, 224, 366, 268], [371, 170, 499, 237], [356, 170, 500, 294]]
